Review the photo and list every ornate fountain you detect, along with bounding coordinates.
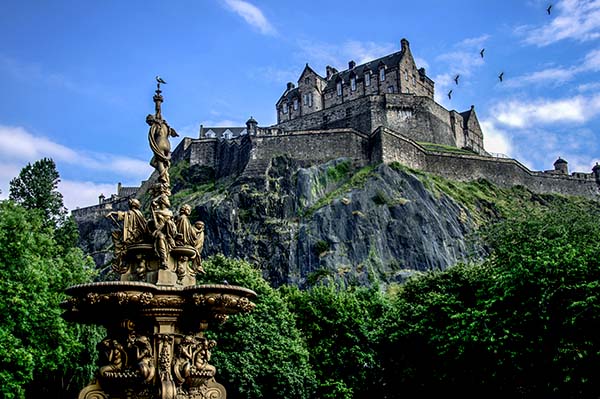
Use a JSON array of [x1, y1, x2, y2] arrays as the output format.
[[62, 78, 256, 399]]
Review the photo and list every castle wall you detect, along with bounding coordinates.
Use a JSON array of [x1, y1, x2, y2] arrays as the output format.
[[375, 128, 600, 199], [245, 129, 370, 177], [186, 137, 251, 179], [384, 95, 456, 147], [276, 96, 375, 134]]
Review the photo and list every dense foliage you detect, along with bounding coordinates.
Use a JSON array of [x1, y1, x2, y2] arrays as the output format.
[[201, 255, 317, 398], [0, 201, 101, 399], [9, 158, 67, 229], [380, 198, 600, 397]]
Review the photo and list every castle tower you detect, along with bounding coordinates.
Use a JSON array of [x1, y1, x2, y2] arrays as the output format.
[[593, 162, 600, 182], [246, 116, 258, 135], [554, 157, 569, 175]]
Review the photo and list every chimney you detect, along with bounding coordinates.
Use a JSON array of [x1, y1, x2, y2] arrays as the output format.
[[326, 65, 334, 80], [286, 82, 295, 91], [401, 38, 410, 52], [348, 60, 356, 69]]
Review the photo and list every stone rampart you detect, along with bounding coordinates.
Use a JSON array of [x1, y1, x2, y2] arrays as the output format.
[[374, 127, 600, 199]]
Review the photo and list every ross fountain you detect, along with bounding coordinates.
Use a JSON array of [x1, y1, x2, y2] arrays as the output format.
[[62, 79, 256, 399]]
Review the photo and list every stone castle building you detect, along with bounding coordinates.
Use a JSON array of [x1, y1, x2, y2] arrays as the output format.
[[73, 37, 600, 220]]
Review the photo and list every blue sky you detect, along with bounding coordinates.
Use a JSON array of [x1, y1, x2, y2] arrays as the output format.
[[1, 0, 599, 210]]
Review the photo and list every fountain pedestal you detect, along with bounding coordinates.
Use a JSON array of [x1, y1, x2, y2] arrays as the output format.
[[62, 282, 256, 399]]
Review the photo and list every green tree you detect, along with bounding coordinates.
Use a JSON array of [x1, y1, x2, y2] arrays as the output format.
[[282, 284, 391, 398], [200, 254, 316, 398], [9, 158, 66, 228], [380, 198, 600, 397], [0, 201, 101, 399]]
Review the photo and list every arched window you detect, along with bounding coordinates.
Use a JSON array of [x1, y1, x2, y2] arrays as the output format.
[[336, 81, 343, 96], [350, 76, 357, 91], [379, 67, 385, 81], [364, 72, 371, 86]]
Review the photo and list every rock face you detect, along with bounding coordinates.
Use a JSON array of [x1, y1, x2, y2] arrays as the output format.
[[77, 157, 480, 287]]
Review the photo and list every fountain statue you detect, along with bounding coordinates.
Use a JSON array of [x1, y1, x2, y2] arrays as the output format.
[[62, 78, 256, 399]]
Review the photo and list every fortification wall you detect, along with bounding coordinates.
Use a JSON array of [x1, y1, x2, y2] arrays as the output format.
[[276, 96, 375, 134], [248, 128, 370, 169], [72, 196, 130, 222], [375, 128, 600, 199], [383, 94, 456, 147], [275, 94, 459, 151]]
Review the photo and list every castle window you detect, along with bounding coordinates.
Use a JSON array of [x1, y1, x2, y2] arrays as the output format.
[[412, 75, 416, 85], [309, 92, 313, 107], [305, 77, 310, 84], [303, 93, 309, 105], [283, 103, 288, 114], [387, 85, 395, 93], [293, 98, 298, 110], [364, 72, 371, 86], [379, 68, 385, 81], [351, 76, 356, 91], [405, 70, 409, 81], [337, 81, 342, 96]]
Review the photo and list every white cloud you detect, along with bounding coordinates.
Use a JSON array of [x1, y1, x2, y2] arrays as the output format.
[[223, 0, 276, 35], [0, 124, 151, 209], [517, 0, 600, 46], [492, 94, 600, 128], [504, 48, 600, 87], [577, 81, 600, 92], [480, 120, 513, 156], [0, 125, 149, 176], [59, 180, 118, 211]]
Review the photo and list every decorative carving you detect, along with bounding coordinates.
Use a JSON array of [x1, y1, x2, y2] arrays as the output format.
[[128, 332, 156, 383], [107, 198, 149, 274], [157, 334, 176, 399], [192, 293, 256, 313], [78, 381, 108, 399], [147, 97, 179, 187], [151, 194, 177, 270], [175, 205, 206, 275], [98, 338, 127, 377]]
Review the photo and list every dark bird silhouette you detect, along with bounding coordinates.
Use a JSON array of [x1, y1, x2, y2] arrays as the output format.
[[454, 74, 460, 85], [547, 4, 552, 14], [155, 75, 167, 85], [447, 89, 453, 100], [480, 48, 485, 58], [498, 72, 504, 82]]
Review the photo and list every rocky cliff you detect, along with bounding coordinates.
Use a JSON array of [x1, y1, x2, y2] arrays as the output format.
[[78, 157, 498, 287]]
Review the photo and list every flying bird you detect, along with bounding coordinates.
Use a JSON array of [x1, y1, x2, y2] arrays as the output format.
[[547, 4, 552, 14], [454, 74, 460, 85], [155, 75, 167, 85], [498, 72, 504, 82], [447, 90, 453, 100], [480, 48, 485, 58]]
